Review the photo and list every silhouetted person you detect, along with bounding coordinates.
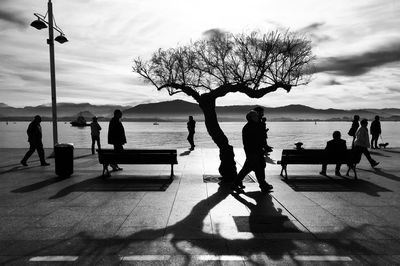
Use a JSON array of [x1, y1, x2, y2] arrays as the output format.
[[348, 115, 360, 148], [90, 116, 102, 155], [20, 115, 50, 166], [354, 119, 379, 168], [232, 111, 273, 193], [370, 115, 381, 149], [187, 116, 196, 150], [253, 106, 272, 153], [320, 131, 347, 176], [108, 109, 126, 171]]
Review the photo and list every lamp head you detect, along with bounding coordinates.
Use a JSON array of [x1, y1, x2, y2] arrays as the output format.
[[55, 34, 68, 44], [30, 19, 47, 30]]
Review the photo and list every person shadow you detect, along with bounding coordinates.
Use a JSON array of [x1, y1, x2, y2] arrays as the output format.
[[3, 184, 389, 265], [63, 185, 301, 265]]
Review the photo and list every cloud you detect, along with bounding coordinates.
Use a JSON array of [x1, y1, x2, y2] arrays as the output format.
[[296, 22, 332, 46], [325, 79, 342, 86], [315, 41, 400, 76], [0, 9, 26, 28], [298, 22, 325, 33]]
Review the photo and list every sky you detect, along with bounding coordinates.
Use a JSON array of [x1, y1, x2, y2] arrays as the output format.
[[0, 0, 399, 109]]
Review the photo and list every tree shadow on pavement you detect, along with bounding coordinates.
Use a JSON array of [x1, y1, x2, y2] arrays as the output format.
[[4, 184, 396, 265]]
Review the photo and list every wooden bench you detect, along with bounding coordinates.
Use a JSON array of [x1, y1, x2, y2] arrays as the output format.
[[98, 149, 178, 180], [277, 149, 357, 180]]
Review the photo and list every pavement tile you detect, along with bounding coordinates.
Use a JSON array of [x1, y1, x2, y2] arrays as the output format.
[[13, 227, 73, 240], [94, 199, 140, 215], [115, 226, 166, 240]]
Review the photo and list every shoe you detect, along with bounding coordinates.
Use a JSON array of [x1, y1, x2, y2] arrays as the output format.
[[20, 160, 28, 166], [335, 171, 342, 177], [371, 162, 380, 168], [231, 185, 245, 194], [41, 162, 50, 166], [261, 185, 273, 193], [319, 171, 327, 176]]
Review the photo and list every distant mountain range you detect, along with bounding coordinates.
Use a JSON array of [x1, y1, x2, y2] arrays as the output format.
[[1, 100, 399, 121]]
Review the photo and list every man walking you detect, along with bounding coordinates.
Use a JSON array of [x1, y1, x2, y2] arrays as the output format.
[[108, 109, 126, 171], [20, 115, 50, 166], [232, 111, 273, 193]]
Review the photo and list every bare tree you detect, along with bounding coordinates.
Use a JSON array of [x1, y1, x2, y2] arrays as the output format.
[[133, 30, 314, 180]]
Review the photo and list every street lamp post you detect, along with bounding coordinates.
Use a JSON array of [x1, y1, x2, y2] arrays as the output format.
[[31, 0, 68, 154]]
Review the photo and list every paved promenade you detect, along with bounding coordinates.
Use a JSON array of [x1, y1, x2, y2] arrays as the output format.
[[0, 147, 400, 265]]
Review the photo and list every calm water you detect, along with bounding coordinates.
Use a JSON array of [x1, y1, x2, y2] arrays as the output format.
[[0, 121, 399, 149]]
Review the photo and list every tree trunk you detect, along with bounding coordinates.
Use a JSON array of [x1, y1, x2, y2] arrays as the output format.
[[199, 95, 237, 181]]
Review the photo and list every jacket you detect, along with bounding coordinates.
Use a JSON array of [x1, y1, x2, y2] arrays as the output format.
[[325, 139, 347, 159], [242, 121, 265, 155], [370, 120, 381, 135], [108, 117, 126, 145], [27, 121, 42, 145], [354, 127, 370, 148]]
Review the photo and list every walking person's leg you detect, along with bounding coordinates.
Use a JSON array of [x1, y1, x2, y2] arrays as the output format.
[[111, 144, 123, 171], [361, 147, 379, 167], [37, 144, 49, 166], [254, 156, 273, 192], [21, 145, 36, 166], [373, 135, 379, 149], [91, 136, 96, 154], [232, 160, 252, 192], [96, 136, 101, 151], [188, 133, 195, 150]]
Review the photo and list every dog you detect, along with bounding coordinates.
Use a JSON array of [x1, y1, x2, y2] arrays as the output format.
[[378, 143, 389, 148]]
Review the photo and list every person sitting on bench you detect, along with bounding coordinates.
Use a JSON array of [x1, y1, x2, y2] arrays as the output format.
[[320, 130, 347, 176]]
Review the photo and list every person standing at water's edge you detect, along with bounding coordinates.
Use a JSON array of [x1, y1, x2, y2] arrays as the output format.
[[187, 116, 196, 150], [108, 109, 126, 171], [20, 115, 50, 166], [232, 111, 273, 193], [370, 115, 381, 149], [354, 119, 379, 168], [348, 115, 360, 148], [90, 116, 102, 155]]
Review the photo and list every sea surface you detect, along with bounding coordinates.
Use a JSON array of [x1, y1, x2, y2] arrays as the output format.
[[0, 121, 399, 149]]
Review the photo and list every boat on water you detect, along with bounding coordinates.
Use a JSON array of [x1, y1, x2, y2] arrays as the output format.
[[153, 122, 159, 125], [70, 114, 89, 127]]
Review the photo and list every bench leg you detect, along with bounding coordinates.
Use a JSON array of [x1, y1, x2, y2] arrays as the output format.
[[170, 164, 174, 181], [280, 165, 288, 180], [102, 164, 110, 177]]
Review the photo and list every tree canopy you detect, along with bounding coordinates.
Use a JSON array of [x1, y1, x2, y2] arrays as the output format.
[[133, 30, 314, 102]]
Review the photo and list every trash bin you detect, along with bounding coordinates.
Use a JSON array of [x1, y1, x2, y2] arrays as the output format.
[[55, 143, 74, 177]]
